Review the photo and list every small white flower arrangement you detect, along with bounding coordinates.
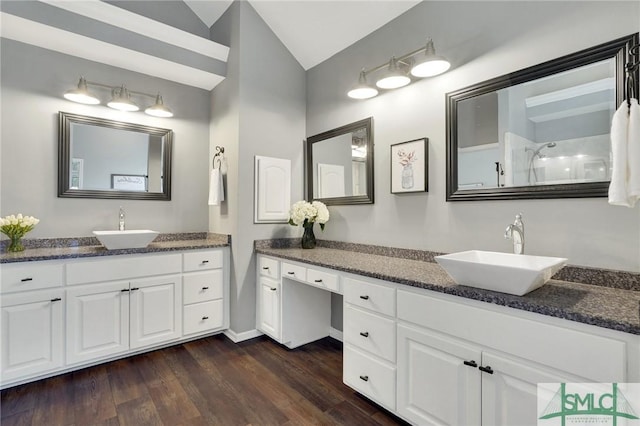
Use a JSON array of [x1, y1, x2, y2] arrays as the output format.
[[1, 214, 40, 252], [288, 200, 329, 230]]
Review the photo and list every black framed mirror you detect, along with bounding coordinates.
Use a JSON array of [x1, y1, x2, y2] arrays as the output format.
[[306, 117, 374, 205], [58, 112, 172, 200], [446, 33, 638, 201]]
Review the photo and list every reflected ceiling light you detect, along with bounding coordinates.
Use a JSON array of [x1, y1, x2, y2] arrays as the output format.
[[107, 86, 139, 112], [347, 37, 451, 100], [64, 77, 100, 105], [63, 77, 174, 118], [145, 94, 174, 118], [410, 39, 451, 77], [376, 56, 411, 89], [347, 70, 379, 99]]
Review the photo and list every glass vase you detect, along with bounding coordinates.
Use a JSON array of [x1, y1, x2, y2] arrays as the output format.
[[301, 224, 316, 249], [6, 235, 25, 252], [402, 163, 414, 189]]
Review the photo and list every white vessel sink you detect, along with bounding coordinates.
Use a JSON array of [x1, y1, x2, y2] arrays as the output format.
[[435, 250, 568, 296], [93, 230, 159, 250]]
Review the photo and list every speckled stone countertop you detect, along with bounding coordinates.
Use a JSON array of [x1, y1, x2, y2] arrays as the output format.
[[255, 239, 640, 336], [0, 233, 230, 264]]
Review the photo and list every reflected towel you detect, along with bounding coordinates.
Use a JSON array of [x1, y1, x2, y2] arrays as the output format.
[[208, 168, 224, 205], [628, 99, 640, 206], [608, 101, 630, 206]]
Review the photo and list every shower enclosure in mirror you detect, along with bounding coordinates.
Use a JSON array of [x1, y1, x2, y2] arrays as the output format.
[[446, 33, 638, 201], [306, 117, 374, 205], [58, 112, 172, 200]]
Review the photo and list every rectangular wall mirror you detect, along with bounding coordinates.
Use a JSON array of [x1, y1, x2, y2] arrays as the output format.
[[446, 33, 638, 201], [58, 112, 173, 200], [306, 117, 374, 205]]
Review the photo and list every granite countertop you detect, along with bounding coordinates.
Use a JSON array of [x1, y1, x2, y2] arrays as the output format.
[[255, 241, 640, 336], [0, 233, 230, 264]]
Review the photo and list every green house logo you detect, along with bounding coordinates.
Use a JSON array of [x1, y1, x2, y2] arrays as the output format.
[[539, 383, 639, 425]]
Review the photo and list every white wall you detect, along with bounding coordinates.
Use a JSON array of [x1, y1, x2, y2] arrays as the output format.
[[0, 39, 211, 237], [209, 1, 306, 334], [307, 1, 640, 272]]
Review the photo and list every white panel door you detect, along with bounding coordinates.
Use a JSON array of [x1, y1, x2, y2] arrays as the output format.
[[481, 351, 582, 426], [258, 277, 280, 340], [130, 275, 182, 349], [1, 290, 64, 383], [66, 281, 129, 364], [318, 163, 345, 198], [254, 156, 291, 223], [397, 324, 482, 426]]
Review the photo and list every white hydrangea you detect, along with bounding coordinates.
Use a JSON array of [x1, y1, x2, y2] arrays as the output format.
[[288, 200, 329, 230]]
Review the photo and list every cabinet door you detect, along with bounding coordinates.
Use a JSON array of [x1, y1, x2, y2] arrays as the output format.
[[397, 324, 481, 426], [66, 281, 129, 364], [254, 156, 291, 223], [258, 277, 280, 339], [1, 290, 64, 383], [481, 351, 582, 426], [130, 275, 182, 349]]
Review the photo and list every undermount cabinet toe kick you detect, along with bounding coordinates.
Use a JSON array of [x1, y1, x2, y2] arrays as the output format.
[[255, 254, 639, 426], [0, 247, 230, 389]]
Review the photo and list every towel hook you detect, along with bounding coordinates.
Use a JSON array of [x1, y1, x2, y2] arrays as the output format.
[[625, 43, 639, 107], [212, 146, 225, 169]]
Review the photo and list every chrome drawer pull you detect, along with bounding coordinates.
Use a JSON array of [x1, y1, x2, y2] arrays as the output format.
[[359, 295, 369, 300], [359, 375, 369, 382], [21, 277, 33, 282], [359, 331, 369, 338]]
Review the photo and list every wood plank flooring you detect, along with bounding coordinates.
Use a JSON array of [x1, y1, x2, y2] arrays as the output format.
[[1, 335, 409, 425]]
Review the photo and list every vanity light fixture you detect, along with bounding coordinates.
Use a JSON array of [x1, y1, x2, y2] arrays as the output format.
[[347, 38, 450, 100], [64, 77, 174, 117]]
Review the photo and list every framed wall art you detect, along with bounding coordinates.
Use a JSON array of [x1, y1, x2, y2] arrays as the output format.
[[390, 138, 428, 194]]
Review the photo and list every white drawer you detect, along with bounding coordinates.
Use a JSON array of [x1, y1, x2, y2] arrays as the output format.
[[1, 261, 64, 293], [67, 253, 181, 285], [282, 262, 306, 281], [344, 305, 396, 362], [183, 299, 224, 335], [183, 271, 223, 305], [307, 268, 340, 293], [344, 277, 396, 317], [183, 250, 223, 272], [258, 256, 280, 279], [344, 345, 396, 411]]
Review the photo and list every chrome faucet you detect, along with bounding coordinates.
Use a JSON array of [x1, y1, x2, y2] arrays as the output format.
[[118, 206, 125, 231], [504, 213, 524, 254]]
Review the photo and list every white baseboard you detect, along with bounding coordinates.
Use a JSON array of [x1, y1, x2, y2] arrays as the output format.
[[223, 328, 263, 343], [329, 327, 343, 342]]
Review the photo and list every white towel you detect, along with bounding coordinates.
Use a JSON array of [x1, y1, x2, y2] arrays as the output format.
[[608, 101, 631, 206], [208, 168, 224, 205], [628, 99, 640, 206]]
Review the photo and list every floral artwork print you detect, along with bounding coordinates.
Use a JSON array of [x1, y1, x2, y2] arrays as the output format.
[[391, 138, 428, 194]]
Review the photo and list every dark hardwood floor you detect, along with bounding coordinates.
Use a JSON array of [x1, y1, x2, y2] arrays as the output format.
[[1, 335, 409, 425]]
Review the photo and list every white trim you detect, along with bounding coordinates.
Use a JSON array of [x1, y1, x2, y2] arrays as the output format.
[[223, 328, 264, 343], [525, 78, 614, 108], [38, 0, 229, 62], [329, 327, 343, 342], [0, 13, 224, 91], [458, 142, 499, 153]]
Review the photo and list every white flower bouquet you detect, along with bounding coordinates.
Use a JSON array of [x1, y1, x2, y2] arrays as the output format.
[[1, 214, 40, 252], [288, 200, 329, 230]]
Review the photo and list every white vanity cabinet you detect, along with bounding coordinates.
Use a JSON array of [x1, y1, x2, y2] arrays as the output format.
[[343, 276, 397, 412], [396, 288, 632, 426], [0, 261, 65, 382], [256, 255, 333, 349], [1, 246, 230, 388]]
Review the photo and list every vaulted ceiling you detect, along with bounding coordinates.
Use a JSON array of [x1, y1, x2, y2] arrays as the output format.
[[184, 0, 421, 70]]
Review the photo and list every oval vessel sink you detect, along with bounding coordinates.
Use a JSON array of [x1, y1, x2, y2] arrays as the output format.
[[93, 230, 159, 250], [435, 250, 568, 296]]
